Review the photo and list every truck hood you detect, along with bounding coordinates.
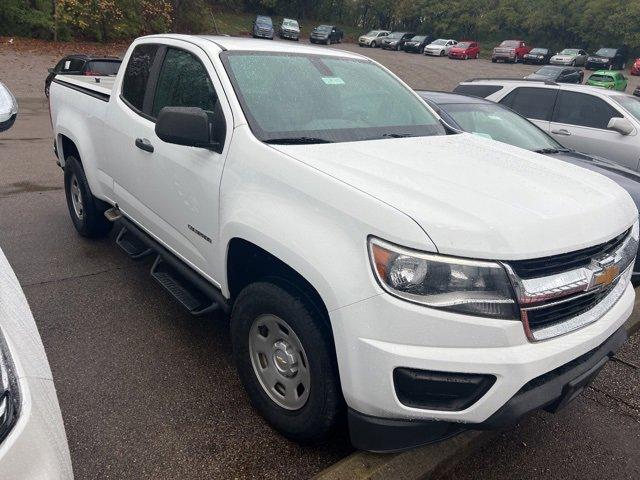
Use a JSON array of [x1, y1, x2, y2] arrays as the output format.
[[271, 134, 636, 259]]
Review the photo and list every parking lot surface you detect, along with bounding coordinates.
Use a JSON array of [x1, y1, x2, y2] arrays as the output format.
[[1, 39, 639, 479]]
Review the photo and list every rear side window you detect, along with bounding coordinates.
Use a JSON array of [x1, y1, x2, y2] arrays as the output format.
[[122, 44, 160, 112], [552, 91, 621, 129], [151, 48, 217, 118], [453, 84, 504, 98], [498, 87, 557, 121]]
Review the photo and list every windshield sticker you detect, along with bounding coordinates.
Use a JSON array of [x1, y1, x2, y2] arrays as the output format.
[[322, 77, 345, 85]]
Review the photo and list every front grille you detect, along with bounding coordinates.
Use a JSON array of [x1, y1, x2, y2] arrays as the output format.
[[525, 284, 615, 330], [509, 229, 629, 279]]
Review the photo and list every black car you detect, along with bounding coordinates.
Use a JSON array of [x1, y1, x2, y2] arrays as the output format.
[[381, 32, 415, 51], [417, 89, 640, 280], [634, 85, 640, 98], [403, 35, 432, 53], [524, 65, 584, 84], [44, 54, 121, 97], [523, 47, 552, 64], [586, 47, 629, 70], [309, 25, 343, 45], [252, 15, 275, 39]]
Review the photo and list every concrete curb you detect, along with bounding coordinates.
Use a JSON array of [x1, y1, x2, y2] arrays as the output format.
[[314, 291, 640, 480]]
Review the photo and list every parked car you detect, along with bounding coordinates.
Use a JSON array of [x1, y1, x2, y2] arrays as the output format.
[[310, 24, 343, 44], [279, 18, 300, 41], [0, 81, 18, 132], [631, 58, 640, 76], [634, 86, 640, 97], [358, 30, 390, 48], [45, 54, 121, 97], [524, 66, 583, 84], [381, 31, 415, 50], [455, 78, 640, 171], [0, 246, 74, 478], [491, 40, 531, 63], [586, 47, 629, 70], [550, 48, 588, 66], [448, 41, 480, 60], [523, 47, 552, 64], [50, 35, 638, 453], [424, 38, 457, 56], [403, 35, 432, 53], [252, 15, 274, 40], [418, 89, 640, 280], [586, 71, 628, 91]]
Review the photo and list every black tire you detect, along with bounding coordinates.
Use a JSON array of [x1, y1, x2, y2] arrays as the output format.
[[231, 281, 343, 444], [491, 58, 497, 63], [64, 155, 111, 238], [371, 41, 377, 48]]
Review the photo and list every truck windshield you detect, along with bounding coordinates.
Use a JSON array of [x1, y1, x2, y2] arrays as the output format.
[[441, 102, 562, 152], [221, 52, 444, 143]]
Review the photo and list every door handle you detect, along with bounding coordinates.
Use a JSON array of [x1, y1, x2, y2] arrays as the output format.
[[551, 129, 571, 136], [135, 138, 154, 153]]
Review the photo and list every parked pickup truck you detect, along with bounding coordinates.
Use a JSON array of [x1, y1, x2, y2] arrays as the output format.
[[49, 35, 638, 453], [492, 39, 531, 63]]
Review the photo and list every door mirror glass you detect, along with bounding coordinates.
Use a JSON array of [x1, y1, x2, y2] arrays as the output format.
[[0, 82, 18, 132], [607, 117, 634, 135], [155, 107, 215, 148]]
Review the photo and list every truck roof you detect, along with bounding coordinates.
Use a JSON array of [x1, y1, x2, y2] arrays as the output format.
[[141, 34, 363, 59]]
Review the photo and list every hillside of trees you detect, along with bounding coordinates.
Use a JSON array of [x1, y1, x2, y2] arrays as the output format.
[[2, 0, 639, 53]]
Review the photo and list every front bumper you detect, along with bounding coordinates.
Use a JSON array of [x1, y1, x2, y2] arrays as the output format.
[[348, 324, 628, 452], [280, 31, 299, 40], [524, 56, 546, 64], [586, 60, 610, 70], [0, 376, 73, 478], [331, 279, 634, 452], [381, 42, 398, 50], [551, 59, 574, 65], [492, 52, 516, 61]]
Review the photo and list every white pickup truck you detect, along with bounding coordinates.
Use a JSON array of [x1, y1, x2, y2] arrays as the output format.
[[49, 35, 638, 452]]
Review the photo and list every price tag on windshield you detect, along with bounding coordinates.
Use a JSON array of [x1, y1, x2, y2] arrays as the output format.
[[322, 77, 345, 85]]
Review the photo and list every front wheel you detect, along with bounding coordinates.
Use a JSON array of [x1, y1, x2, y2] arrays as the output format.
[[475, 52, 479, 59], [440, 50, 445, 56], [64, 155, 111, 238], [231, 282, 343, 444], [371, 41, 377, 48]]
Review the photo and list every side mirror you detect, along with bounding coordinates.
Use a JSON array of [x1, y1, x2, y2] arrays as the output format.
[[155, 107, 217, 149], [607, 117, 634, 136], [0, 82, 18, 133]]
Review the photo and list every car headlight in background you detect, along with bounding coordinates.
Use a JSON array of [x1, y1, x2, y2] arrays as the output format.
[[368, 238, 518, 319], [0, 327, 19, 443]]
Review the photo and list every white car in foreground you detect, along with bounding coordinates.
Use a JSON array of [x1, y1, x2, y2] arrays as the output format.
[[49, 35, 636, 452], [424, 38, 457, 56], [0, 247, 73, 478]]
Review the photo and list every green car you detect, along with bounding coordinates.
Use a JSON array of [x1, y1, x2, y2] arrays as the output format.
[[586, 70, 628, 91]]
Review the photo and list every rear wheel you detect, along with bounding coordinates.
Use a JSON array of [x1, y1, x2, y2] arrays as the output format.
[[475, 52, 479, 59], [464, 54, 468, 60], [64, 155, 111, 238], [231, 282, 343, 444]]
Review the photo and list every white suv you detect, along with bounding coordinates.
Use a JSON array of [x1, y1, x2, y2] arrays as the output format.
[[455, 79, 640, 171]]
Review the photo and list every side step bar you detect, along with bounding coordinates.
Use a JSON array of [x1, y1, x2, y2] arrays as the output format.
[[108, 210, 229, 315]]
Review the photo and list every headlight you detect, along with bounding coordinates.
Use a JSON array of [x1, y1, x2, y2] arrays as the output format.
[[368, 238, 518, 319], [0, 327, 19, 443]]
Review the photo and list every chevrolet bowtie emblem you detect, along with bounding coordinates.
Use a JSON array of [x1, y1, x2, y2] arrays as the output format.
[[593, 264, 620, 287]]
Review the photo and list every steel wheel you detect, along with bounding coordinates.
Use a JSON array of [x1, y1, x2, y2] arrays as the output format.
[[70, 173, 84, 219], [249, 314, 311, 411]]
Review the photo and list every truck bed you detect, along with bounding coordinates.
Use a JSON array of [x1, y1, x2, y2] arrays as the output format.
[[52, 75, 115, 101]]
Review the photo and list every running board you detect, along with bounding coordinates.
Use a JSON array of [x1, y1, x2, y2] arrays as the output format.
[[112, 216, 229, 315]]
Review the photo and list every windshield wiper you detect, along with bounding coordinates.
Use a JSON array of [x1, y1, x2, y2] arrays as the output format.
[[264, 137, 333, 145], [534, 147, 572, 154], [380, 133, 416, 138]]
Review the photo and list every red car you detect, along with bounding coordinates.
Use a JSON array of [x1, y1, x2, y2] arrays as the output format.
[[492, 40, 531, 63], [448, 41, 480, 60], [631, 58, 640, 76]]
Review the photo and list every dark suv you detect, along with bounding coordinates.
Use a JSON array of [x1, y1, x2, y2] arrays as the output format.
[[309, 25, 343, 45], [381, 32, 416, 51], [586, 47, 629, 70], [252, 15, 275, 39], [45, 54, 121, 97]]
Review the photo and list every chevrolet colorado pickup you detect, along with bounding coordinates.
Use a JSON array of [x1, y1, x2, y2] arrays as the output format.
[[49, 35, 638, 452]]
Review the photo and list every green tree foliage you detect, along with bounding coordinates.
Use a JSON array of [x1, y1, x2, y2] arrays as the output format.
[[0, 0, 638, 52]]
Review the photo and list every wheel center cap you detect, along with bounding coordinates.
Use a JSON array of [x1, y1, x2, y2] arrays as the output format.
[[272, 340, 298, 377]]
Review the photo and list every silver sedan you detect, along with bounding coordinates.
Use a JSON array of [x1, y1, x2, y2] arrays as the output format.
[[550, 48, 588, 66]]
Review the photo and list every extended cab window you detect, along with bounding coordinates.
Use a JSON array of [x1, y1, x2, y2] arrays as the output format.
[[499, 87, 557, 121], [552, 91, 621, 129], [152, 48, 216, 118], [121, 44, 160, 112]]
